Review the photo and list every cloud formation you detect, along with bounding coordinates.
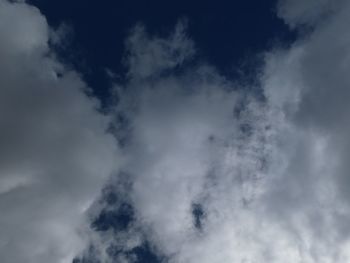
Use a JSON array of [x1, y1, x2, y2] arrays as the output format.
[[91, 1, 350, 262], [0, 1, 118, 262], [3, 0, 350, 262]]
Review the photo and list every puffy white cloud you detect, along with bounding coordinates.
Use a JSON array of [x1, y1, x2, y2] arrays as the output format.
[[0, 1, 118, 263]]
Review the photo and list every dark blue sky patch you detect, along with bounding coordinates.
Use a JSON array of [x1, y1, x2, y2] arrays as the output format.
[[129, 243, 165, 263], [191, 203, 205, 230], [106, 242, 165, 263], [91, 173, 135, 232], [28, 0, 295, 105], [91, 203, 134, 232]]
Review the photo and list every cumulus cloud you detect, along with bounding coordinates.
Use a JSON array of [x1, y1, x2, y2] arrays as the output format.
[[0, 1, 118, 263], [89, 1, 350, 262]]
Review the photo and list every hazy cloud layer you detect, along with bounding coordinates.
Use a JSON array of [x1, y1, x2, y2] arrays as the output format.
[[0, 1, 118, 262]]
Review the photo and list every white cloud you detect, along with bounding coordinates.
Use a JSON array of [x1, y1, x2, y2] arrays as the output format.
[[0, 1, 118, 263], [109, 22, 295, 262], [102, 1, 350, 262]]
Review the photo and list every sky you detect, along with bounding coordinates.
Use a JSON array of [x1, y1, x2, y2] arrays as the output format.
[[1, 0, 350, 263]]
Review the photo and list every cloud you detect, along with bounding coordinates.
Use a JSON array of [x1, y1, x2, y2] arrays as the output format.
[[4, 0, 350, 262], [101, 21, 293, 262], [124, 20, 195, 79], [276, 0, 343, 28], [0, 1, 118, 263], [263, 3, 350, 258], [91, 2, 350, 262]]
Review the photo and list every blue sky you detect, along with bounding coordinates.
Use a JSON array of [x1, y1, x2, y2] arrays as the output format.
[[2, 0, 350, 263], [28, 0, 295, 103]]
